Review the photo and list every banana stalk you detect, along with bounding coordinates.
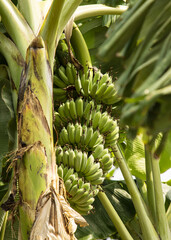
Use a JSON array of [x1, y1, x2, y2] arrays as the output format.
[[0, 0, 35, 58], [17, 36, 87, 239]]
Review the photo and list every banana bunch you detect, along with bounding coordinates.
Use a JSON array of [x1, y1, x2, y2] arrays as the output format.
[[53, 61, 120, 215], [53, 62, 78, 103], [91, 110, 119, 147], [92, 144, 114, 173], [75, 68, 118, 105], [56, 147, 106, 184], [57, 164, 99, 215], [54, 98, 95, 128], [53, 61, 119, 105], [55, 98, 119, 147], [58, 123, 104, 151]]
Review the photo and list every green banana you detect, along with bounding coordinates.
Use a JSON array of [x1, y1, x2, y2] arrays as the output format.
[[67, 123, 75, 144], [98, 112, 109, 131], [82, 79, 90, 97], [53, 88, 66, 101], [63, 150, 69, 166], [99, 73, 110, 86], [91, 177, 104, 185], [80, 152, 88, 173], [60, 127, 69, 144], [65, 179, 73, 192], [84, 127, 94, 146], [63, 167, 74, 182], [75, 97, 83, 119], [85, 168, 103, 182], [101, 118, 115, 134], [79, 197, 94, 206], [69, 99, 77, 120], [53, 75, 67, 88], [69, 172, 78, 182], [77, 191, 94, 205], [103, 92, 118, 105], [80, 73, 86, 91], [54, 112, 63, 129], [88, 130, 102, 149], [57, 165, 64, 178], [68, 149, 75, 168], [58, 104, 68, 122], [85, 162, 100, 177], [103, 158, 113, 172], [71, 63, 78, 83], [70, 188, 85, 202], [105, 128, 119, 144], [56, 146, 63, 165], [66, 62, 75, 85], [58, 65, 69, 85], [75, 74, 82, 94], [92, 144, 104, 159], [100, 153, 110, 165], [69, 184, 79, 197], [64, 100, 72, 121], [92, 111, 102, 130], [95, 82, 109, 101], [93, 70, 101, 84], [75, 123, 82, 144], [82, 182, 91, 192], [90, 81, 99, 98], [78, 178, 84, 189], [83, 100, 94, 121], [75, 204, 93, 213], [74, 150, 82, 172], [83, 155, 95, 174], [102, 83, 116, 99]]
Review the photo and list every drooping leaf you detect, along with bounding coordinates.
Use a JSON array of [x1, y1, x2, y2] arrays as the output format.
[[125, 134, 146, 180]]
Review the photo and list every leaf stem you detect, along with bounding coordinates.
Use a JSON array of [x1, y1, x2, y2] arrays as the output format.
[[145, 144, 157, 224], [75, 4, 128, 21], [98, 187, 133, 240], [0, 0, 34, 58], [0, 211, 8, 240], [112, 144, 159, 240], [151, 153, 171, 239], [39, 0, 65, 68], [136, 178, 147, 204], [70, 23, 92, 71], [18, 0, 42, 34]]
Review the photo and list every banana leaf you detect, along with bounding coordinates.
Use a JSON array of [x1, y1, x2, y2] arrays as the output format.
[[76, 180, 141, 240]]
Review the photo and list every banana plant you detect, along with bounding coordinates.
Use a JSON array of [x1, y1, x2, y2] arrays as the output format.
[[0, 0, 128, 239], [0, 0, 171, 240]]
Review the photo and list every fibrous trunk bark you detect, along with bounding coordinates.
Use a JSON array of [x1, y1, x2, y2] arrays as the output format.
[[16, 36, 87, 240]]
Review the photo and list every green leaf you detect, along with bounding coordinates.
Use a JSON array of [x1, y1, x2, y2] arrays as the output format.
[[125, 134, 146, 180], [3, 215, 19, 240], [98, 0, 154, 61], [157, 131, 171, 174], [1, 83, 17, 151], [124, 131, 171, 181], [76, 180, 138, 239], [0, 0, 35, 58], [0, 79, 11, 160]]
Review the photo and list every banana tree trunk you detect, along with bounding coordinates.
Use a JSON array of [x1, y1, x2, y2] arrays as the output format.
[[17, 36, 87, 240]]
